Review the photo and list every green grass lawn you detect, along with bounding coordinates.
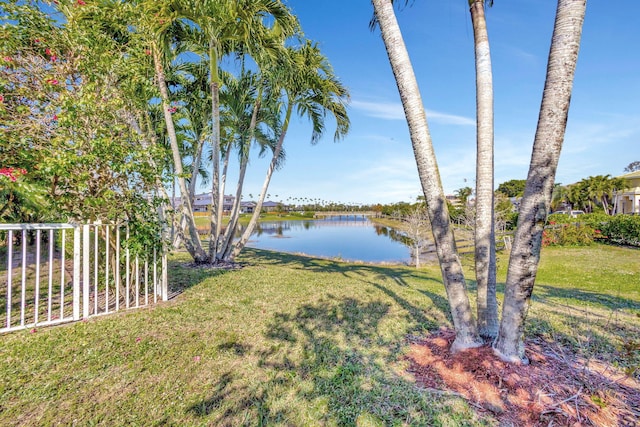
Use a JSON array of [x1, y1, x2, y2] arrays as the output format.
[[0, 244, 638, 426]]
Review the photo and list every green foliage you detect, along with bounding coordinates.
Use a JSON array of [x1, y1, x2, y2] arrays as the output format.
[[380, 201, 414, 218], [600, 215, 640, 247], [547, 213, 640, 247], [542, 223, 595, 247], [565, 175, 628, 215], [447, 200, 465, 223], [0, 170, 47, 222], [1, 1, 162, 225], [496, 179, 526, 197]]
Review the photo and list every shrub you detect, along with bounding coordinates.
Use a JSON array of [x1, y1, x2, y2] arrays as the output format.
[[546, 213, 640, 247], [600, 215, 640, 247], [542, 223, 595, 247]]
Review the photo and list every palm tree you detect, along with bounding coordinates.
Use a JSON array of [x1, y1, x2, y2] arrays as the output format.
[[608, 176, 629, 215], [550, 183, 569, 212], [174, 60, 213, 203], [469, 0, 498, 339], [217, 70, 283, 260], [230, 41, 350, 260], [567, 180, 588, 211], [131, 1, 211, 263], [455, 186, 473, 208], [590, 175, 628, 215], [371, 0, 482, 352], [167, 0, 299, 261], [494, 0, 587, 363]]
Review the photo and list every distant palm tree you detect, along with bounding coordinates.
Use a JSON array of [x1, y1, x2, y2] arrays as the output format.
[[455, 186, 473, 207]]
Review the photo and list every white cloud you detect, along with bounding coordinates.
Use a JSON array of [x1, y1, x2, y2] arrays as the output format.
[[351, 99, 475, 126], [427, 110, 476, 126], [501, 45, 540, 66]]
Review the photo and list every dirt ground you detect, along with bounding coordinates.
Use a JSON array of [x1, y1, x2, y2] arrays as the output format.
[[405, 329, 640, 426]]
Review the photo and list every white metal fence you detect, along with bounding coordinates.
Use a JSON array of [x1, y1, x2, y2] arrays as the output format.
[[1, 223, 167, 333]]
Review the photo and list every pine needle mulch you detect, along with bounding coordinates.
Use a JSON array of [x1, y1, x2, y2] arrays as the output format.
[[406, 329, 640, 426]]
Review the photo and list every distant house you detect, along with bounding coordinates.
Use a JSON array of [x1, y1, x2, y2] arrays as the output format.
[[261, 201, 280, 213], [193, 193, 210, 212], [240, 201, 256, 214], [239, 201, 284, 214], [173, 193, 234, 213], [171, 194, 284, 215], [445, 194, 461, 207], [613, 171, 640, 214]]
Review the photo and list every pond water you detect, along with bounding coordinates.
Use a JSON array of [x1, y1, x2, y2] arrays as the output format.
[[242, 215, 416, 264]]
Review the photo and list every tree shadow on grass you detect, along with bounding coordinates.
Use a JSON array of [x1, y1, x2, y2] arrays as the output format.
[[533, 284, 640, 313], [187, 292, 482, 426], [370, 282, 445, 331], [240, 247, 439, 283], [245, 247, 453, 333], [166, 258, 231, 298]]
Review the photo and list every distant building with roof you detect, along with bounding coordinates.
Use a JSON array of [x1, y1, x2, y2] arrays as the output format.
[[172, 193, 283, 214], [613, 170, 640, 214]]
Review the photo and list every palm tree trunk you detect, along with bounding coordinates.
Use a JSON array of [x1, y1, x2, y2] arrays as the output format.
[[601, 196, 610, 215], [220, 155, 249, 260], [214, 139, 232, 260], [208, 43, 221, 261], [372, 0, 481, 352], [494, 0, 586, 363], [188, 134, 206, 203], [470, 0, 498, 339], [124, 110, 183, 252], [219, 95, 261, 260], [152, 46, 208, 263], [230, 102, 292, 261]]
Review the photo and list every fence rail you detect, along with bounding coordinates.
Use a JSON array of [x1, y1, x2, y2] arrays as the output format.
[[1, 223, 167, 333]]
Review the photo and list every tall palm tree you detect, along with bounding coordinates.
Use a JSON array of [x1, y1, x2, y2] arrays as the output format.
[[566, 180, 588, 211], [583, 175, 628, 215], [371, 0, 482, 352], [120, 0, 212, 262], [469, 0, 498, 339], [494, 0, 587, 363], [550, 183, 569, 212], [174, 0, 299, 260], [217, 70, 282, 260], [173, 60, 213, 202], [150, 40, 209, 263], [230, 41, 350, 260]]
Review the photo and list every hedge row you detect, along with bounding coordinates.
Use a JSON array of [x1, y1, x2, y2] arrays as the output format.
[[546, 213, 640, 247]]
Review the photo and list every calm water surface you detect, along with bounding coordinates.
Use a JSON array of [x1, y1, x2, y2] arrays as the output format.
[[243, 215, 413, 264]]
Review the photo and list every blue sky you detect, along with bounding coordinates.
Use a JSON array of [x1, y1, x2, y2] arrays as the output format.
[[217, 1, 640, 205]]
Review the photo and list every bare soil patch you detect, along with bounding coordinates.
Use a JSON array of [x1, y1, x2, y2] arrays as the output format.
[[406, 329, 640, 426]]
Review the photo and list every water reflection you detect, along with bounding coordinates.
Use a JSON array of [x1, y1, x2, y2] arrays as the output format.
[[238, 215, 428, 264]]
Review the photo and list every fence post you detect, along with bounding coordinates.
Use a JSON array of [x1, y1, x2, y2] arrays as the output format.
[[73, 226, 81, 320], [162, 247, 168, 301], [82, 224, 90, 319]]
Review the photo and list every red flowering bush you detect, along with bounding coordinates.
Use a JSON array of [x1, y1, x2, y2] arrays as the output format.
[[0, 167, 27, 182]]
